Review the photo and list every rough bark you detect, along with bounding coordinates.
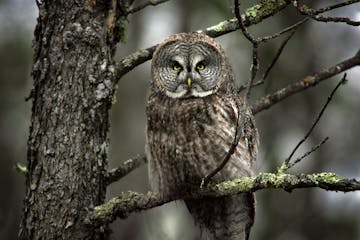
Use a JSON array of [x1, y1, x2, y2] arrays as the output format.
[[19, 0, 122, 239]]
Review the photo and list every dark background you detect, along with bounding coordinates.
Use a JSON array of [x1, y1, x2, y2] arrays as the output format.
[[1, 0, 359, 239]]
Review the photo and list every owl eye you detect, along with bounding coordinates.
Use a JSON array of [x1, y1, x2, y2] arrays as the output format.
[[172, 62, 183, 71], [196, 63, 206, 71]]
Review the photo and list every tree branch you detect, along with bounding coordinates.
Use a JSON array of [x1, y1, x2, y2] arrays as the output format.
[[282, 74, 347, 171], [313, 0, 360, 15], [127, 0, 172, 15], [293, 0, 360, 26], [234, 0, 260, 100], [260, 28, 298, 82], [87, 171, 360, 227], [288, 137, 329, 169], [251, 49, 360, 114], [114, 0, 292, 80], [237, 26, 300, 93], [106, 155, 147, 185]]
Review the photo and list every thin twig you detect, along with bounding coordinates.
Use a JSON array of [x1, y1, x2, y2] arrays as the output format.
[[246, 44, 260, 100], [251, 49, 360, 114], [238, 79, 264, 93], [259, 18, 308, 43], [234, 0, 258, 44], [288, 137, 329, 169], [234, 0, 259, 100], [238, 19, 307, 93], [106, 155, 147, 185], [127, 0, 171, 15], [311, 16, 360, 26], [262, 30, 297, 84], [284, 74, 347, 168], [234, 3, 307, 100]]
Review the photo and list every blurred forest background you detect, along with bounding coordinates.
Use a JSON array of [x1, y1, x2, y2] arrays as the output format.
[[1, 0, 359, 239]]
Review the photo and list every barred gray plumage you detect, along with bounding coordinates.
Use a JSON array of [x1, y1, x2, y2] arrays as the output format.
[[146, 33, 259, 240]]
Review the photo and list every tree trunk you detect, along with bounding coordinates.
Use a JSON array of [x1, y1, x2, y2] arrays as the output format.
[[19, 1, 122, 239]]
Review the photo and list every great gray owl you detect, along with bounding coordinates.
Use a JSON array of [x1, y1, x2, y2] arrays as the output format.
[[145, 33, 259, 240]]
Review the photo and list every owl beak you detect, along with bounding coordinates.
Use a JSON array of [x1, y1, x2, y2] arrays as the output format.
[[187, 77, 192, 88]]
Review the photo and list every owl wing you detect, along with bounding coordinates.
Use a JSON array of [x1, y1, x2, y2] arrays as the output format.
[[185, 95, 258, 240], [233, 95, 259, 174]]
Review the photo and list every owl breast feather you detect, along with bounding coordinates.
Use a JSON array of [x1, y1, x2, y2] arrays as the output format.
[[146, 93, 253, 196]]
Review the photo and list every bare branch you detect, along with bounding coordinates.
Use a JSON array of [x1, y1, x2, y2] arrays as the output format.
[[246, 44, 260, 99], [127, 0, 171, 15], [234, 0, 260, 101], [234, 0, 258, 44], [106, 155, 147, 185], [237, 20, 305, 93], [284, 74, 347, 169], [311, 16, 360, 26], [288, 137, 329, 169], [261, 29, 297, 83], [313, 0, 360, 15], [294, 1, 360, 26], [251, 49, 360, 114], [238, 79, 264, 93], [258, 18, 308, 43], [87, 172, 360, 227], [234, 2, 307, 99]]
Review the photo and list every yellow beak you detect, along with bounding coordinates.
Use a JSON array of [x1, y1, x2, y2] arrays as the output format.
[[187, 78, 192, 88]]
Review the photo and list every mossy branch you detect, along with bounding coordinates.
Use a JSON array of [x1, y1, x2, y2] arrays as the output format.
[[86, 171, 360, 227], [114, 0, 292, 80]]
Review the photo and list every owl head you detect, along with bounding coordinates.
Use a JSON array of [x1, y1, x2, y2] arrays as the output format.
[[151, 33, 233, 98]]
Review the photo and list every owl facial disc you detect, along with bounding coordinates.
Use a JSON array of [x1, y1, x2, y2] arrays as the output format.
[[152, 34, 226, 99]]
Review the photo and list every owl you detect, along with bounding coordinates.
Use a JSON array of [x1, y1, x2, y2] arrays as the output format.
[[145, 33, 259, 240]]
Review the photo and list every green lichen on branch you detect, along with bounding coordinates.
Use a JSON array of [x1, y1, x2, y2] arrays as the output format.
[[210, 172, 344, 196], [204, 0, 290, 35], [87, 172, 360, 227], [244, 0, 289, 25], [276, 161, 288, 174], [86, 191, 167, 227], [116, 0, 292, 80], [208, 176, 255, 195], [206, 19, 234, 33], [15, 163, 28, 174], [115, 16, 127, 43], [312, 172, 341, 184], [92, 191, 146, 220]]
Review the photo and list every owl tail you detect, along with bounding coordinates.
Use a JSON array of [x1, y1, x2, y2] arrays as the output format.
[[185, 193, 255, 240]]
